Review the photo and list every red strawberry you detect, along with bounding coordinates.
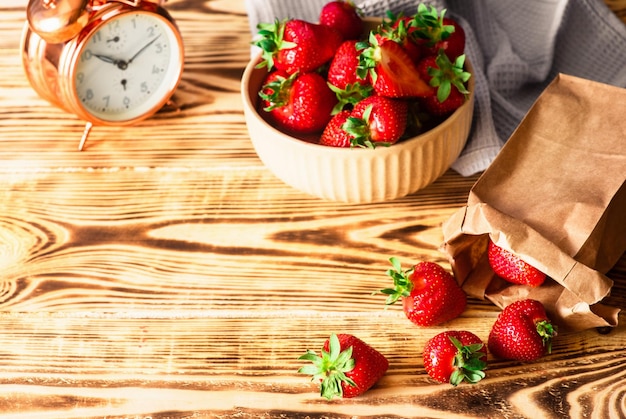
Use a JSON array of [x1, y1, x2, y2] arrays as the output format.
[[379, 257, 467, 326], [320, 110, 353, 147], [488, 299, 557, 361], [327, 40, 374, 113], [298, 333, 389, 399], [423, 331, 487, 385], [488, 239, 547, 287], [346, 96, 408, 147], [378, 12, 423, 65], [416, 51, 471, 116], [421, 86, 466, 116], [412, 4, 465, 60], [319, 0, 363, 41], [253, 19, 343, 74], [327, 40, 370, 90], [259, 71, 337, 134], [358, 34, 434, 98]]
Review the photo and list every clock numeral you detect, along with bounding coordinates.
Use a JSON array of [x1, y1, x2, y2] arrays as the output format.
[[152, 65, 162, 74], [123, 96, 131, 108], [147, 26, 155, 37], [155, 42, 163, 54], [85, 89, 94, 101], [77, 73, 84, 84], [102, 95, 110, 108], [140, 82, 149, 93], [81, 50, 93, 62], [91, 33, 102, 44], [108, 20, 120, 33]]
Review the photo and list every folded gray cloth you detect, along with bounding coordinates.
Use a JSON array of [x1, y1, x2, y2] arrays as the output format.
[[244, 0, 626, 176]]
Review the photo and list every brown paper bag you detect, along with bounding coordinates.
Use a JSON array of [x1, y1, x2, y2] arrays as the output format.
[[441, 74, 626, 331]]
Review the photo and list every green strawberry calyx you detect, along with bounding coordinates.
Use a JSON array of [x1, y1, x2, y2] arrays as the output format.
[[298, 333, 357, 400], [428, 51, 471, 103], [449, 335, 487, 386], [380, 11, 412, 42], [356, 32, 382, 84], [258, 72, 298, 111], [536, 320, 557, 354], [340, 105, 391, 149], [253, 19, 297, 70], [378, 256, 414, 305], [411, 4, 455, 46], [328, 82, 374, 115]]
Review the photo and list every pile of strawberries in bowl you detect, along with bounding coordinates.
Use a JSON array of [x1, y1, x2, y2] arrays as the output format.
[[241, 1, 475, 203]]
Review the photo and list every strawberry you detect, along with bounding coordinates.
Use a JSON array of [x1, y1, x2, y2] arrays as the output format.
[[345, 96, 408, 147], [416, 51, 471, 116], [412, 4, 465, 60], [378, 12, 423, 65], [423, 331, 487, 385], [326, 40, 374, 113], [298, 333, 389, 399], [488, 239, 547, 287], [379, 257, 467, 326], [319, 0, 363, 41], [327, 40, 370, 90], [488, 299, 557, 361], [320, 110, 353, 147], [357, 33, 434, 98], [420, 85, 466, 116], [259, 71, 337, 134], [253, 19, 343, 74]]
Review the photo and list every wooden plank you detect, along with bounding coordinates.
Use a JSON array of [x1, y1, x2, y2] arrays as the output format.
[[0, 168, 474, 312]]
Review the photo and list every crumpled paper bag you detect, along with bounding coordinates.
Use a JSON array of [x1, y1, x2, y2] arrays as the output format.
[[440, 73, 626, 331]]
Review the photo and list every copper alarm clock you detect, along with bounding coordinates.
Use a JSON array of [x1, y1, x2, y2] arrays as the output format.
[[21, 0, 184, 150]]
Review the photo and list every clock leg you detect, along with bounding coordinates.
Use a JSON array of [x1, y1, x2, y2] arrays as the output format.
[[78, 121, 93, 151]]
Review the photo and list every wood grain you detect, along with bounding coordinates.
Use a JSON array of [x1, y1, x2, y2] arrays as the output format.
[[0, 0, 624, 418]]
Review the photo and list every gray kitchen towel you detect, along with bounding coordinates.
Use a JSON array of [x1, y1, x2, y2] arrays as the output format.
[[244, 0, 626, 176]]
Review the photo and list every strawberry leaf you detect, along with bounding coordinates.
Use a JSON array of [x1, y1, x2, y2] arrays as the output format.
[[427, 51, 471, 102], [340, 105, 389, 149], [356, 32, 381, 83], [412, 4, 454, 45], [536, 320, 557, 353], [253, 19, 297, 70], [258, 72, 298, 111], [328, 82, 373, 114], [297, 333, 357, 400], [448, 335, 487, 386], [376, 257, 414, 305]]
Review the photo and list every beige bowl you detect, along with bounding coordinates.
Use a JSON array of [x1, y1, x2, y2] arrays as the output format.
[[241, 24, 474, 203]]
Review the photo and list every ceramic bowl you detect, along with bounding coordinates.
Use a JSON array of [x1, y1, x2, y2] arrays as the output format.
[[241, 21, 475, 204]]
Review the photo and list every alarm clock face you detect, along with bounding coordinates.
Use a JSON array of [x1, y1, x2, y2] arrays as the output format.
[[72, 10, 183, 123]]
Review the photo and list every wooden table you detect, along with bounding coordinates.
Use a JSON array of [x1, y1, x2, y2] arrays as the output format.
[[1, 1, 625, 417]]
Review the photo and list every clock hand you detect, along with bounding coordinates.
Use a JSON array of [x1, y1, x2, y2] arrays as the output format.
[[94, 35, 162, 70], [127, 34, 161, 65], [93, 53, 118, 65], [94, 53, 129, 70]]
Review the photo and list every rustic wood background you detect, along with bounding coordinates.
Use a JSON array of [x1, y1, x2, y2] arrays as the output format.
[[0, 0, 624, 418]]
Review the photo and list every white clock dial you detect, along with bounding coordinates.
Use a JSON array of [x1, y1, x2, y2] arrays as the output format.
[[73, 11, 183, 122]]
